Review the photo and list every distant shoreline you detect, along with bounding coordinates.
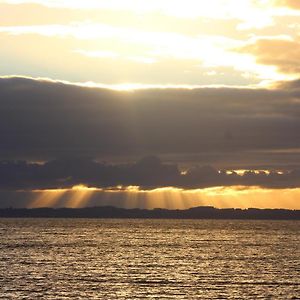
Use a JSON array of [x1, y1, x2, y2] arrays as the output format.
[[0, 206, 299, 220]]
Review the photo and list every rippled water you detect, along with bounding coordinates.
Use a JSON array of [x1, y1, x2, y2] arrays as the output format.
[[0, 219, 299, 299]]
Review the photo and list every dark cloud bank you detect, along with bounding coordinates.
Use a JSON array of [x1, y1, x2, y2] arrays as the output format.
[[1, 77, 300, 163], [1, 76, 300, 191], [1, 156, 300, 190]]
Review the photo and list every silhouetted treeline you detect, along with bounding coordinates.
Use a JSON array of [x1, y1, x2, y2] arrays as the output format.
[[0, 206, 299, 220]]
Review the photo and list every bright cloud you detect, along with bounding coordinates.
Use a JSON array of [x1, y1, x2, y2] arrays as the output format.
[[0, 0, 299, 86]]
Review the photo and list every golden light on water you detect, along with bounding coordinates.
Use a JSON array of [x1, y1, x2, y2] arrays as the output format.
[[27, 184, 300, 210]]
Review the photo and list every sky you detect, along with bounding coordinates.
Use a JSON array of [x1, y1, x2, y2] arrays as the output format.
[[1, 0, 300, 209]]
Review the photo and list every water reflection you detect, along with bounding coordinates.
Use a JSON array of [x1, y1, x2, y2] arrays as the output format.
[[0, 219, 298, 299]]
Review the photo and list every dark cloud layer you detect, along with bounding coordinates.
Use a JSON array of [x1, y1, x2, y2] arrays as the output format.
[[1, 76, 300, 169], [1, 156, 300, 190]]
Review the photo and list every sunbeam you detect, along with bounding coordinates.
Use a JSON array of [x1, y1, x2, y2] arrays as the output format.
[[27, 185, 300, 209]]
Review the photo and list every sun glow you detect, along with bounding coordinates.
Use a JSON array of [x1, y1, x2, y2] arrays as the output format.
[[2, 0, 299, 86], [3, 0, 298, 23], [0, 22, 289, 84], [27, 185, 300, 210]]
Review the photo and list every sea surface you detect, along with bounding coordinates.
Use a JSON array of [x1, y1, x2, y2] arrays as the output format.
[[0, 219, 299, 299]]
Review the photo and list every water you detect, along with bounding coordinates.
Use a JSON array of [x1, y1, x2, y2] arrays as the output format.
[[0, 219, 299, 299]]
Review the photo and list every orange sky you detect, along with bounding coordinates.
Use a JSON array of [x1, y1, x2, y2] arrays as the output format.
[[26, 185, 300, 210]]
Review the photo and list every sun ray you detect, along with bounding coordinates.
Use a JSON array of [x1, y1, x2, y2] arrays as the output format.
[[27, 184, 300, 210], [28, 189, 68, 208]]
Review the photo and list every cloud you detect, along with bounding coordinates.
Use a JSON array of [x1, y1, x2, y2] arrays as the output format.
[[0, 2, 261, 39], [1, 1, 300, 86], [0, 31, 258, 86], [0, 22, 242, 62], [0, 0, 277, 22], [239, 37, 300, 75], [1, 76, 300, 168], [1, 156, 300, 191], [0, 3, 87, 26], [275, 0, 300, 9]]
